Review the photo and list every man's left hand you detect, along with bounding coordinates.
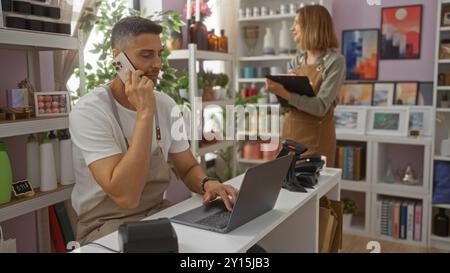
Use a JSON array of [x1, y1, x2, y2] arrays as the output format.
[[202, 181, 238, 211], [265, 79, 291, 101]]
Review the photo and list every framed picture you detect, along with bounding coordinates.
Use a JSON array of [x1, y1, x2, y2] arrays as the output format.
[[381, 5, 423, 59], [394, 82, 418, 105], [367, 107, 409, 137], [417, 82, 434, 106], [408, 107, 433, 136], [339, 83, 373, 106], [34, 91, 70, 117], [342, 29, 379, 80], [373, 83, 395, 106], [334, 106, 367, 135]]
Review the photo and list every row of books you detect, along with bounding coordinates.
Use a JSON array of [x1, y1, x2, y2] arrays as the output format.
[[377, 198, 422, 241], [335, 145, 366, 181]]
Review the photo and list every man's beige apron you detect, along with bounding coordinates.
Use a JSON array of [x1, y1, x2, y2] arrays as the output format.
[[281, 55, 336, 167], [76, 87, 172, 245]]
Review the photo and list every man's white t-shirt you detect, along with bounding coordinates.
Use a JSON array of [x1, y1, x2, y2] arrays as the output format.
[[69, 86, 190, 216]]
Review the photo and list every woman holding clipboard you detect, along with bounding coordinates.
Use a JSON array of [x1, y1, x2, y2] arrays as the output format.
[[266, 5, 345, 167]]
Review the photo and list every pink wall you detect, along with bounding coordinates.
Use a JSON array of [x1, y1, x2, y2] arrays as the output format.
[[0, 49, 39, 252], [333, 0, 438, 82]]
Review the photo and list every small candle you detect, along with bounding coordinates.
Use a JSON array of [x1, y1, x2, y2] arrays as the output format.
[[195, 0, 200, 22], [186, 0, 191, 20]]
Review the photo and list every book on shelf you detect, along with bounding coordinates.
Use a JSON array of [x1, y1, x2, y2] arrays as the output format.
[[400, 202, 408, 239], [414, 203, 422, 241], [48, 205, 66, 253], [54, 202, 75, 245], [335, 145, 365, 181], [378, 197, 422, 241]]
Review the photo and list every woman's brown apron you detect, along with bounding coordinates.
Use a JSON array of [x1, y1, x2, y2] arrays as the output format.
[[281, 58, 336, 167], [76, 87, 172, 245]]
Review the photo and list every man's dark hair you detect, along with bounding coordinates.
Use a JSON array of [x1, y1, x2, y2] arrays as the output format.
[[111, 16, 163, 49]]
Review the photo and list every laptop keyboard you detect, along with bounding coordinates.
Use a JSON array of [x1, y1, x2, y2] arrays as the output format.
[[195, 211, 232, 229]]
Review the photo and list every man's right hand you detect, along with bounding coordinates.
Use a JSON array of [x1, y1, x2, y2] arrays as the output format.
[[125, 70, 156, 115]]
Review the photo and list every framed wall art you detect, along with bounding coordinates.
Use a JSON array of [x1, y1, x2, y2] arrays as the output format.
[[381, 5, 423, 59], [342, 29, 379, 80]]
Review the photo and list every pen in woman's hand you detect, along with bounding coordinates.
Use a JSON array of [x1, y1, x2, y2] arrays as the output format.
[[288, 62, 296, 75]]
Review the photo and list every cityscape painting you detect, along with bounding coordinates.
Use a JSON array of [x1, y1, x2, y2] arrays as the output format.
[[381, 5, 423, 59]]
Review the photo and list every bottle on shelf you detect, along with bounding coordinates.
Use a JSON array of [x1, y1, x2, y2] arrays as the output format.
[[434, 208, 449, 237], [219, 29, 228, 53], [189, 16, 208, 50], [48, 131, 60, 182], [208, 28, 219, 52], [0, 141, 13, 205], [26, 134, 40, 189], [39, 135, 58, 192], [263, 27, 276, 55], [59, 129, 75, 185], [279, 21, 291, 55]]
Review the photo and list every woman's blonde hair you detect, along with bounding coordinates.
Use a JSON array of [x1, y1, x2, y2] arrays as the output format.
[[296, 5, 339, 50]]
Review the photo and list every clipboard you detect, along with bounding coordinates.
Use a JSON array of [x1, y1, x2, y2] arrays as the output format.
[[266, 75, 315, 106]]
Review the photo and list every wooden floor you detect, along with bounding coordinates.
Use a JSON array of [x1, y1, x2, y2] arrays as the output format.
[[341, 234, 448, 253]]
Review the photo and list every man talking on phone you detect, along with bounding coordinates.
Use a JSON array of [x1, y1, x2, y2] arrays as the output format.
[[69, 16, 238, 245]]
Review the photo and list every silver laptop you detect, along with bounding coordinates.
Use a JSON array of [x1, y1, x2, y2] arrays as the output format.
[[170, 155, 294, 233]]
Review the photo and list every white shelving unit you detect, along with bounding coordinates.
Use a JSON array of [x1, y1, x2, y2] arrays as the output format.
[[235, 0, 333, 168], [0, 117, 69, 138], [168, 45, 237, 174], [0, 26, 84, 250], [336, 130, 432, 247], [430, 0, 450, 250]]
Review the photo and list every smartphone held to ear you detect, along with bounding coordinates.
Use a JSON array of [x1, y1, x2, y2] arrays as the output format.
[[112, 52, 136, 83]]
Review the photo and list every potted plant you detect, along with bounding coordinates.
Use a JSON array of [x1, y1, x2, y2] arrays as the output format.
[[441, 91, 450, 108], [201, 71, 217, 101], [178, 74, 189, 100], [217, 73, 229, 100], [342, 197, 358, 228]]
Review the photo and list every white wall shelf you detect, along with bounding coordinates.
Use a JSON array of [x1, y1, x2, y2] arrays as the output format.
[[238, 14, 295, 23], [434, 156, 450, 161], [198, 141, 234, 156], [0, 28, 78, 50], [0, 184, 74, 222], [237, 78, 266, 83], [341, 180, 369, 192], [441, 27, 450, 32], [337, 134, 433, 146], [432, 204, 450, 209], [374, 183, 429, 197], [168, 49, 233, 61], [437, 108, 450, 112], [437, 86, 450, 90], [203, 99, 235, 108], [0, 117, 69, 138], [239, 55, 294, 62], [430, 235, 450, 243], [439, 59, 450, 64]]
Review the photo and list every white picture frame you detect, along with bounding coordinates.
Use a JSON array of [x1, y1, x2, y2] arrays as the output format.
[[334, 106, 367, 135], [408, 106, 433, 136], [373, 83, 395, 106], [0, 1, 4, 29], [367, 107, 409, 137], [34, 91, 70, 117]]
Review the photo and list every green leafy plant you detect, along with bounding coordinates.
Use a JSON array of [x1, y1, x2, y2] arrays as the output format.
[[73, 0, 185, 104], [217, 73, 229, 88], [342, 197, 358, 215]]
